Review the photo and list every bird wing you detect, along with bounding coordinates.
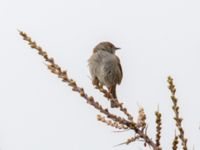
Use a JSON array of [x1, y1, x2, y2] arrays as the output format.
[[116, 56, 123, 84]]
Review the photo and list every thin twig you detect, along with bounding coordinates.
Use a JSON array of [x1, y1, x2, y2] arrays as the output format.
[[155, 110, 162, 150], [167, 76, 188, 150], [172, 132, 179, 150], [95, 84, 133, 121]]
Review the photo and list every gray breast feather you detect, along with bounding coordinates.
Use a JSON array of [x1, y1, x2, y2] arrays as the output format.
[[88, 51, 122, 87]]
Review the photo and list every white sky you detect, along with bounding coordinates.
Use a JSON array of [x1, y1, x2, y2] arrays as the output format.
[[0, 0, 200, 149]]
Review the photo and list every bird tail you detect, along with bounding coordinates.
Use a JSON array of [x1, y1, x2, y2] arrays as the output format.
[[110, 85, 118, 108]]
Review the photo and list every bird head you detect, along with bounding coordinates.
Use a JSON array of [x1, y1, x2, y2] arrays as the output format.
[[93, 42, 120, 54]]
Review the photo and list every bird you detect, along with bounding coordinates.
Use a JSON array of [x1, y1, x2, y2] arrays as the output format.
[[88, 42, 123, 108]]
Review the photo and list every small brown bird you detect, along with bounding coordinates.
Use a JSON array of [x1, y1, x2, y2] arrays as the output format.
[[88, 42, 123, 107]]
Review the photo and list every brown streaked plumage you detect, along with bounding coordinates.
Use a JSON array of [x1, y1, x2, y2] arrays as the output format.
[[88, 42, 123, 108]]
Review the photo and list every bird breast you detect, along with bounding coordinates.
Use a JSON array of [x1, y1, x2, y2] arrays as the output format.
[[88, 51, 122, 87]]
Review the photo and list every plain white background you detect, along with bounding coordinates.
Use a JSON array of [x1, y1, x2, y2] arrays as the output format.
[[0, 0, 200, 149]]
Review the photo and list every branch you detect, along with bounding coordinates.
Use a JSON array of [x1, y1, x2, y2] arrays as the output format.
[[172, 133, 179, 150], [155, 110, 162, 149], [94, 84, 133, 121], [167, 76, 188, 150], [19, 30, 161, 150]]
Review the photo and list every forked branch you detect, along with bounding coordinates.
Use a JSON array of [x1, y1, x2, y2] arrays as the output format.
[[19, 30, 189, 150]]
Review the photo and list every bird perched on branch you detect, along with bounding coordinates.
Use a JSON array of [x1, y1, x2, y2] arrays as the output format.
[[88, 42, 123, 108]]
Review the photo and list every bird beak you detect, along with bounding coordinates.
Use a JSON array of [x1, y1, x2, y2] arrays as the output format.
[[115, 47, 121, 50]]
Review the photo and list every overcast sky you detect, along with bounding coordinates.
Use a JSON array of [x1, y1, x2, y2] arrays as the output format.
[[1, 0, 200, 149]]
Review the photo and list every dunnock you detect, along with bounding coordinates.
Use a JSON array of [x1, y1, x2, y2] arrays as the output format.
[[88, 42, 123, 108]]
